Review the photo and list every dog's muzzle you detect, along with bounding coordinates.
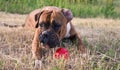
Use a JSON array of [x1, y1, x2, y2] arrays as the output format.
[[39, 30, 60, 48]]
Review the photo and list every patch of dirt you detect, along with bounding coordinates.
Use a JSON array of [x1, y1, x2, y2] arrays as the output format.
[[0, 11, 120, 28], [0, 12, 27, 27]]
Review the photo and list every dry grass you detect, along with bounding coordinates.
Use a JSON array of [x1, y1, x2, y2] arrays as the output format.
[[0, 12, 120, 70]]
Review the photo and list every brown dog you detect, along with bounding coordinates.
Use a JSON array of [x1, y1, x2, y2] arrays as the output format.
[[25, 6, 87, 68]]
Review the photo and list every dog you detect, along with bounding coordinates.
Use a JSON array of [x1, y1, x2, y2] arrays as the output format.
[[25, 6, 87, 69]]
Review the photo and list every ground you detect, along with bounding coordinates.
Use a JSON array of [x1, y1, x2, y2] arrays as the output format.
[[0, 12, 120, 70]]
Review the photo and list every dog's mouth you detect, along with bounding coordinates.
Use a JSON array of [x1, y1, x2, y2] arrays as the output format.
[[39, 30, 60, 48], [41, 43, 49, 48]]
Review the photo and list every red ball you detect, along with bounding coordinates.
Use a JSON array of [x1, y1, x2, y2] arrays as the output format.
[[54, 47, 69, 59]]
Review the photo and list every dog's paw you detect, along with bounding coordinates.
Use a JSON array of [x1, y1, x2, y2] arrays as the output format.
[[33, 60, 42, 70]]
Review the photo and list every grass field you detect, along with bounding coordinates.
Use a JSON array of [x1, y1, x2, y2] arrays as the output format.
[[0, 12, 120, 70], [0, 0, 120, 18]]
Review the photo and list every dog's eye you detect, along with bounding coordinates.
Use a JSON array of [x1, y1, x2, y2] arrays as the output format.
[[52, 20, 61, 32], [39, 22, 50, 29], [39, 23, 44, 27]]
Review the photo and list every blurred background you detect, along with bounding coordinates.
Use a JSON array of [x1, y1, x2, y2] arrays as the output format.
[[0, 0, 120, 18]]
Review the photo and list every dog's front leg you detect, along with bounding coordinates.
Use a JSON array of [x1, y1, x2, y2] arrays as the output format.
[[31, 28, 43, 69], [32, 28, 41, 59], [75, 34, 87, 54]]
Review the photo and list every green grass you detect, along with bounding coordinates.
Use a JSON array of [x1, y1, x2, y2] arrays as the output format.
[[0, 0, 120, 18]]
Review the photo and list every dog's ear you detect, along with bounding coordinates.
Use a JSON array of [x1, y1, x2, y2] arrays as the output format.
[[61, 9, 73, 22], [35, 11, 44, 28]]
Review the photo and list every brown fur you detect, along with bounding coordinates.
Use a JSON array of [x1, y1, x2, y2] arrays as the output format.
[[25, 9, 41, 28]]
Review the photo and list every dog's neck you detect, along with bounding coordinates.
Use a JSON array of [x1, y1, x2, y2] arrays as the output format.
[[64, 22, 71, 38]]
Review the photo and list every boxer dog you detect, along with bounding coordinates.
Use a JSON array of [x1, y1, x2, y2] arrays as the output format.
[[25, 6, 87, 69]]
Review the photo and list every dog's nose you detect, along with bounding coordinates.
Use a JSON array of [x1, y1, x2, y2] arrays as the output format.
[[43, 31, 49, 37]]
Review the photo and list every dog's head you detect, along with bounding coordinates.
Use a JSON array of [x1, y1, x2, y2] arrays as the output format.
[[34, 9, 73, 48]]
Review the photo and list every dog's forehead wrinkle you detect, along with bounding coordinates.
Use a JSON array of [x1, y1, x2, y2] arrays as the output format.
[[40, 11, 52, 19], [53, 19, 59, 24]]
